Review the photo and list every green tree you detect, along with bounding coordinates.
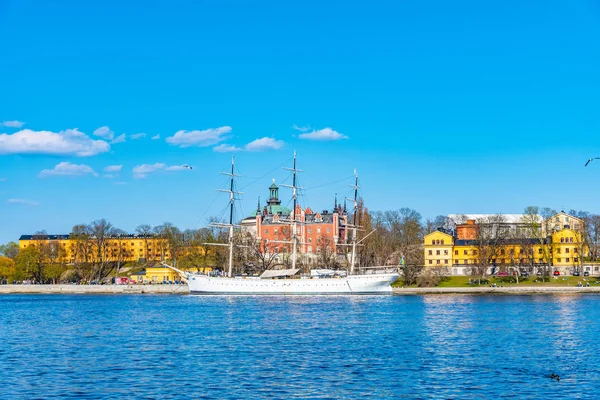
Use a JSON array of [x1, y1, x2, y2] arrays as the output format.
[[0, 256, 15, 282], [0, 242, 19, 259]]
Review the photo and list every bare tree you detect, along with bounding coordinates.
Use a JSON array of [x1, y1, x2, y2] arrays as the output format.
[[135, 224, 154, 262], [471, 215, 508, 284], [89, 219, 116, 281]]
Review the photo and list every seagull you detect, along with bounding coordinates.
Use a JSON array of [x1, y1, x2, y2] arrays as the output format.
[[585, 158, 600, 167], [183, 165, 193, 170]]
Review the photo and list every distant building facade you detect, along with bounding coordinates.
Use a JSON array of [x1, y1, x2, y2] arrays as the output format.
[[241, 180, 349, 257], [424, 212, 592, 276]]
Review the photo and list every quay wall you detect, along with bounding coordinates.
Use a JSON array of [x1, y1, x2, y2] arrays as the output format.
[[393, 286, 600, 295], [0, 284, 190, 294]]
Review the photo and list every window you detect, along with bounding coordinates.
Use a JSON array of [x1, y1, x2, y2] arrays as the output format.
[[454, 250, 458, 255], [274, 228, 278, 234], [538, 248, 543, 254], [566, 258, 570, 262], [441, 239, 445, 245], [429, 260, 432, 265], [309, 238, 312, 243], [574, 258, 579, 263], [557, 258, 561, 262], [565, 248, 570, 253], [265, 229, 269, 234], [500, 249, 505, 255], [444, 250, 448, 255], [428, 250, 432, 255], [432, 240, 435, 245], [308, 228, 312, 234], [574, 248, 578, 253], [436, 260, 440, 264], [444, 259, 448, 264], [560, 238, 564, 243], [436, 250, 440, 255], [308, 246, 312, 253], [464, 250, 468, 255], [317, 228, 321, 233], [570, 237, 574, 243], [473, 250, 477, 256], [326, 228, 331, 233]]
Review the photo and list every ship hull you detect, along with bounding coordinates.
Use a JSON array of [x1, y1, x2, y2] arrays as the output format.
[[186, 273, 399, 295]]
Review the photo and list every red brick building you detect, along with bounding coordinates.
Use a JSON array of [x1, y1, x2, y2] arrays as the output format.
[[241, 180, 349, 255]]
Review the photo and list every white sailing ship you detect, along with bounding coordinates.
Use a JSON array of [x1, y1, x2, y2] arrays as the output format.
[[164, 153, 399, 295]]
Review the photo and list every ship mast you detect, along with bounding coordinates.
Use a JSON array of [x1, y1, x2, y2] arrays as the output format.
[[349, 169, 359, 274], [282, 151, 302, 270], [210, 156, 242, 278]]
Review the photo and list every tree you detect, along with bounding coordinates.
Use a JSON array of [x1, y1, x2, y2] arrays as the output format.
[[585, 214, 600, 261], [471, 215, 508, 284], [89, 219, 116, 281], [0, 242, 19, 259], [14, 245, 40, 282], [135, 224, 154, 262], [0, 256, 15, 282]]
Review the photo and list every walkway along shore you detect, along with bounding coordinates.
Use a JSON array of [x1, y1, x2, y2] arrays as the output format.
[[2, 284, 600, 295], [393, 286, 600, 294], [0, 284, 190, 294]]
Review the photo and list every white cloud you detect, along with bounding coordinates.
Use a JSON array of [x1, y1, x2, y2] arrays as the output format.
[[165, 165, 190, 171], [132, 163, 193, 178], [93, 126, 114, 140], [111, 133, 126, 144], [299, 127, 348, 141], [166, 126, 232, 148], [0, 128, 110, 156], [213, 144, 242, 153], [151, 134, 160, 140], [245, 137, 285, 151], [131, 133, 146, 140], [104, 165, 123, 172], [133, 163, 166, 179], [292, 124, 311, 132], [39, 162, 98, 178], [7, 198, 39, 206], [1, 120, 25, 128]]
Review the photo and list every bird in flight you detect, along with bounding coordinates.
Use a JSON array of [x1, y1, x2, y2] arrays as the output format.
[[585, 158, 600, 167]]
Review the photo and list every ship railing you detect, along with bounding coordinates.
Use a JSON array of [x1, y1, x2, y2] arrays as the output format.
[[356, 265, 399, 275]]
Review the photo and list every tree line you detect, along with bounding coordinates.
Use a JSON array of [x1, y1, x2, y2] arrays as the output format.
[[1, 206, 599, 284]]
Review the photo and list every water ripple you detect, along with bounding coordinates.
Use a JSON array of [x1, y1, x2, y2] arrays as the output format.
[[0, 294, 599, 399]]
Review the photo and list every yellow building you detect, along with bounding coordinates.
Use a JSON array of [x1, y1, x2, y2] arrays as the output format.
[[551, 228, 583, 269], [423, 231, 454, 269], [129, 265, 212, 283], [424, 226, 587, 276], [18, 234, 174, 264]]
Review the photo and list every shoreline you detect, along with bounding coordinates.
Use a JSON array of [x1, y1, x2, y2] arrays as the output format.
[[0, 284, 190, 295], [1, 284, 600, 295], [393, 286, 600, 295]]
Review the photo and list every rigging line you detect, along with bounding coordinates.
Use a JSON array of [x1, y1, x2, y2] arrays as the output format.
[[239, 157, 293, 190], [193, 191, 222, 228], [303, 176, 355, 191]]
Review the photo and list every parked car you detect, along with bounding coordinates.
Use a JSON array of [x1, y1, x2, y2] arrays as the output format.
[[584, 271, 590, 277], [496, 271, 508, 277], [553, 270, 560, 276], [573, 271, 581, 277]]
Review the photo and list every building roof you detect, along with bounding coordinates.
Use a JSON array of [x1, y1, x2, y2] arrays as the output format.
[[19, 234, 70, 241], [454, 238, 549, 246], [448, 214, 543, 224]]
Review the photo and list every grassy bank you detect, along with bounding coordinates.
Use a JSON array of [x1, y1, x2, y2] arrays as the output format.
[[393, 275, 600, 288]]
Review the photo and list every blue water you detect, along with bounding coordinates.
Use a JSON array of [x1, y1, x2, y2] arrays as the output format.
[[1, 294, 599, 399]]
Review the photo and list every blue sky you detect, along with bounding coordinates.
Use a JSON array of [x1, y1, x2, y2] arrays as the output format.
[[1, 0, 599, 244]]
